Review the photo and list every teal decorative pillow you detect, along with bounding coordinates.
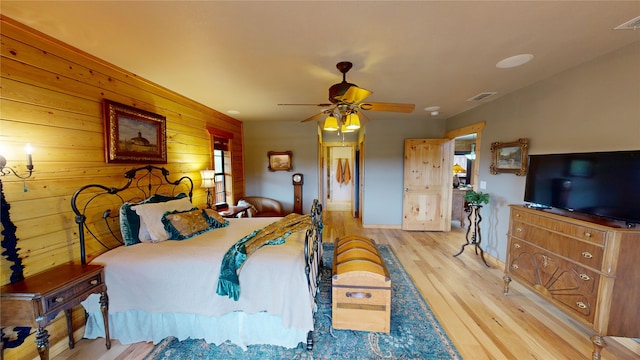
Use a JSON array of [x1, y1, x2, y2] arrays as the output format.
[[162, 208, 229, 241], [119, 193, 188, 246]]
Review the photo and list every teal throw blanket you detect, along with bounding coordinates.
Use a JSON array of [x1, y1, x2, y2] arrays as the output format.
[[216, 214, 310, 301]]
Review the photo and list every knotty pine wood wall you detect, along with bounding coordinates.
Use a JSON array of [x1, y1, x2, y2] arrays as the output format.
[[1, 16, 245, 359]]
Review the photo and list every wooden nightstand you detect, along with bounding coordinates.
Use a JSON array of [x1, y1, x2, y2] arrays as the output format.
[[218, 204, 251, 218], [0, 263, 110, 360]]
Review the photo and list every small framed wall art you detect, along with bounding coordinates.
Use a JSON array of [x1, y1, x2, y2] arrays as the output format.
[[490, 138, 528, 176], [103, 99, 167, 164], [267, 151, 292, 171]]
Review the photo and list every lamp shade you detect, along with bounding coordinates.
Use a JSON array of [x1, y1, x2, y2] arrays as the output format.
[[323, 116, 339, 131], [453, 164, 466, 174], [340, 124, 355, 133], [345, 113, 361, 130], [200, 169, 216, 188]]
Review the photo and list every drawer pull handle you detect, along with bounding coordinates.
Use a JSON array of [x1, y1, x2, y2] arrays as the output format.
[[346, 291, 371, 299], [584, 232, 592, 238], [90, 279, 98, 285], [579, 273, 591, 281], [511, 264, 519, 270], [515, 213, 520, 217], [516, 227, 522, 232], [55, 297, 64, 303], [576, 301, 587, 309], [513, 243, 521, 249], [581, 251, 593, 259]]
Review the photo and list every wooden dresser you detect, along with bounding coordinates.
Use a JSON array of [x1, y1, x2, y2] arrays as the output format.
[[503, 205, 640, 360]]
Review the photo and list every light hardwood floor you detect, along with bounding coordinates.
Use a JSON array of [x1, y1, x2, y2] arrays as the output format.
[[47, 211, 640, 360]]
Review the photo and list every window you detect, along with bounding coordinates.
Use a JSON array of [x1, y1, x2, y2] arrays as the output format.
[[206, 126, 234, 206], [213, 148, 227, 204]]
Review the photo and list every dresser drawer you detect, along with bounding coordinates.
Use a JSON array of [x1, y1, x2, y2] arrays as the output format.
[[44, 272, 104, 313], [511, 208, 605, 245], [511, 221, 604, 270], [507, 239, 599, 324]]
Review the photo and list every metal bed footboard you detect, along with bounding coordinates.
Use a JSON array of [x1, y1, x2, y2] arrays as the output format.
[[304, 199, 324, 350]]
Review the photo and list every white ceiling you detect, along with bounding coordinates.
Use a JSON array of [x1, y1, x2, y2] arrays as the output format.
[[2, 1, 639, 126]]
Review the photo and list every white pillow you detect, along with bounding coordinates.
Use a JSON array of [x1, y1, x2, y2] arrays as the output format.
[[237, 199, 258, 218], [132, 197, 194, 242], [138, 221, 152, 242]]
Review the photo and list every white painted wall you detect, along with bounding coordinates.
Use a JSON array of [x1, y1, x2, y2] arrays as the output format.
[[446, 42, 640, 261], [243, 121, 318, 214], [242, 42, 639, 263], [361, 117, 447, 225]]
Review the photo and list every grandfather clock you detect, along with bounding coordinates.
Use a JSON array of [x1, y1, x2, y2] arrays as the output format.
[[292, 173, 303, 214]]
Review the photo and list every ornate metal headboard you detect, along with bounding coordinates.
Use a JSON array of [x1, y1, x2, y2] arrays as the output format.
[[70, 165, 194, 264]]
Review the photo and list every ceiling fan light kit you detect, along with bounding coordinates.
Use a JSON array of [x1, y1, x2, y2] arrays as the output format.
[[296, 61, 416, 128], [340, 124, 356, 133], [323, 115, 339, 131], [345, 113, 361, 130]]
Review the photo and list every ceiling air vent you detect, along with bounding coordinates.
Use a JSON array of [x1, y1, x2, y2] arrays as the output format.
[[614, 16, 640, 30], [467, 92, 497, 102]]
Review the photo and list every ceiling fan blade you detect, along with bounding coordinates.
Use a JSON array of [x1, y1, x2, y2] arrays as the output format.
[[336, 85, 372, 104], [300, 111, 328, 123], [359, 102, 415, 113], [278, 103, 333, 107]]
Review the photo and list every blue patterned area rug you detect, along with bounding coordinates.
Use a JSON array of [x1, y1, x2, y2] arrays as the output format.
[[144, 243, 461, 359]]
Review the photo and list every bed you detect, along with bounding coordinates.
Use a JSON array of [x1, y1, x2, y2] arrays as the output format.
[[70, 166, 323, 350]]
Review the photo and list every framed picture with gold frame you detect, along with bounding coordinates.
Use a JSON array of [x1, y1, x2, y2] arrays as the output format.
[[490, 138, 528, 176], [103, 99, 167, 164], [267, 151, 292, 171]]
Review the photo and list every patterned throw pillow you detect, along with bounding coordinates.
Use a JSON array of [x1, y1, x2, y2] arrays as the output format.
[[204, 209, 227, 224], [163, 209, 229, 241], [163, 209, 210, 238]]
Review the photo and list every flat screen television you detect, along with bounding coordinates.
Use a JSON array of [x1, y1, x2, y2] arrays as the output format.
[[524, 150, 640, 226]]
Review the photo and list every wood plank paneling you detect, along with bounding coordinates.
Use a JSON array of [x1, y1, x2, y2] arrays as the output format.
[[1, 15, 246, 360]]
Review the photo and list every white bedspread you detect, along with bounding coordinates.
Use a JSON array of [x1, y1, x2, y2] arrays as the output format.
[[82, 217, 314, 348]]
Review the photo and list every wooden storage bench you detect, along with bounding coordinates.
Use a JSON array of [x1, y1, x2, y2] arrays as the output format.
[[332, 235, 391, 333]]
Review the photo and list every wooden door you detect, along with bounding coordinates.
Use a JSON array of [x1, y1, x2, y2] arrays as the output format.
[[402, 139, 454, 231]]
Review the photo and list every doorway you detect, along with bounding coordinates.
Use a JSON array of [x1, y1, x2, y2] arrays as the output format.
[[445, 121, 486, 192], [324, 144, 356, 211], [446, 122, 486, 230]]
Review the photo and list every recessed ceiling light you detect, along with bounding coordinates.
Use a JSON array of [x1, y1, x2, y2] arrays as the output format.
[[227, 110, 240, 115], [496, 54, 534, 68], [424, 106, 440, 116]]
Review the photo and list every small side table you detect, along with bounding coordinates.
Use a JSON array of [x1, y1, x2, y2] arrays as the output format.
[[218, 204, 251, 218], [0, 263, 110, 360], [453, 204, 490, 267]]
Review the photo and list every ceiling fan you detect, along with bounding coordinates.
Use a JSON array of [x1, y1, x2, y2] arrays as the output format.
[[279, 61, 415, 130]]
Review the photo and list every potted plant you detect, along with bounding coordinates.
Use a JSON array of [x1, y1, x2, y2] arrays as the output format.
[[455, 189, 491, 267], [464, 190, 490, 205]]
